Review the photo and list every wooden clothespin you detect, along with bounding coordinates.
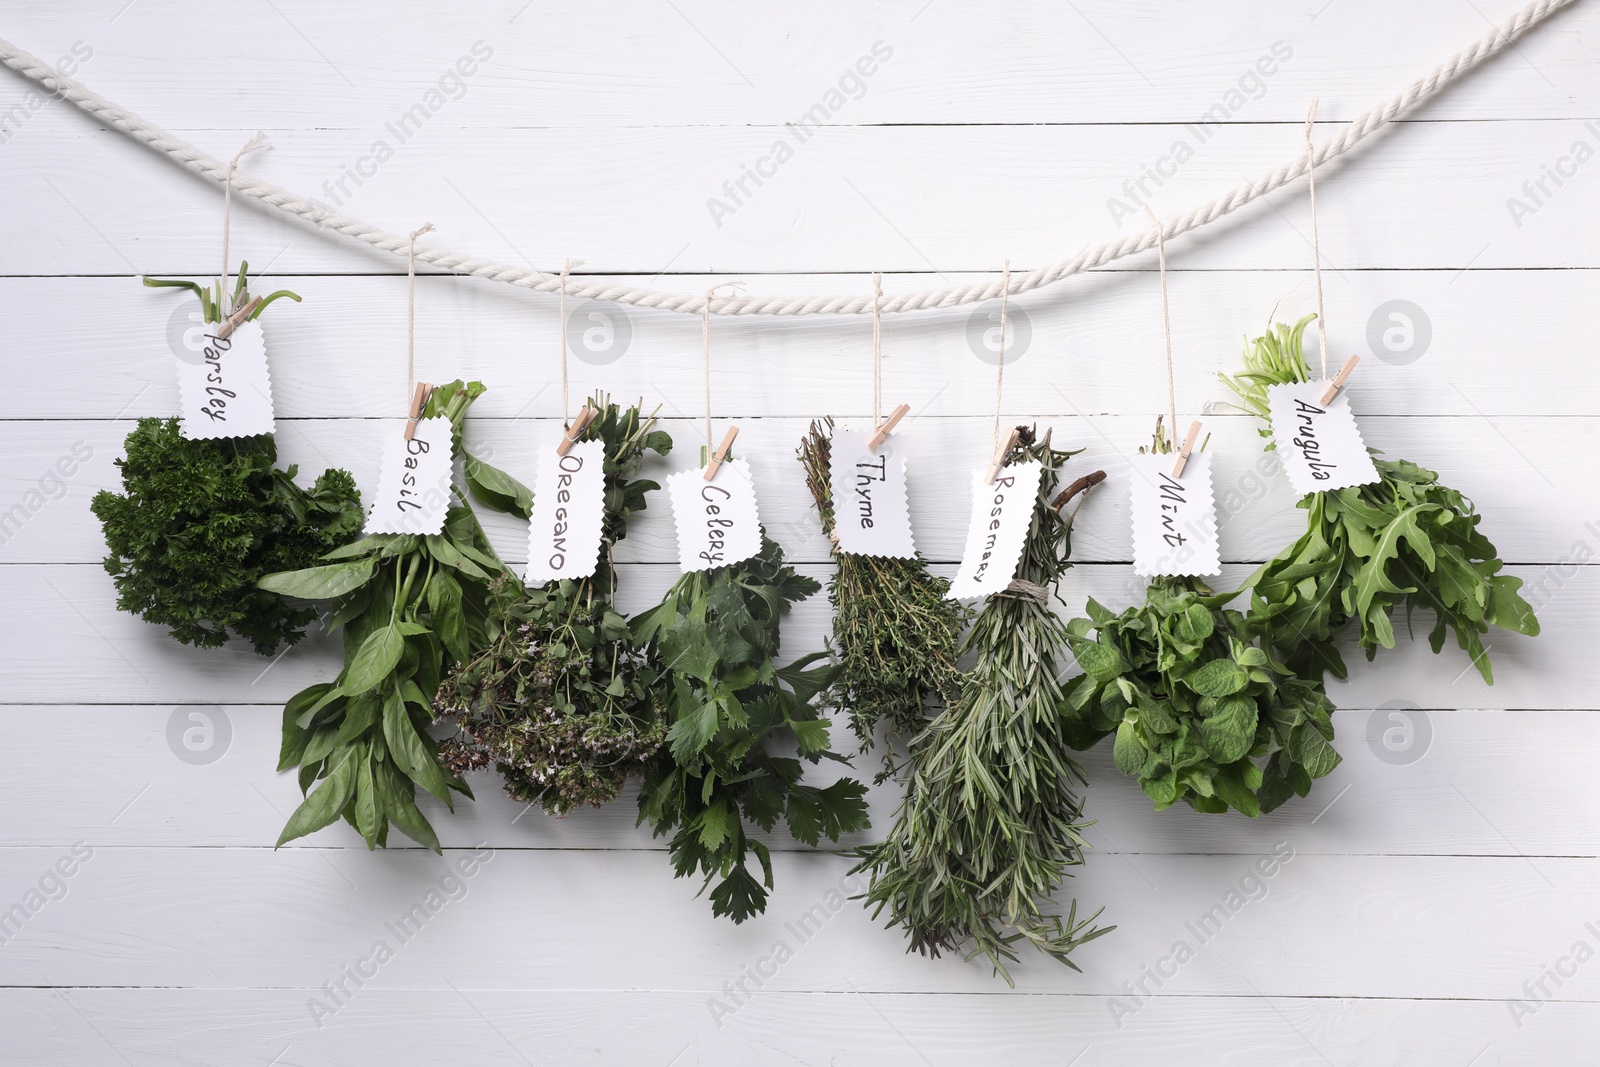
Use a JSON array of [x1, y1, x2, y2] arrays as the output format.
[[215, 295, 263, 340], [984, 426, 1021, 485], [867, 403, 910, 451], [1319, 355, 1360, 405], [703, 426, 739, 481], [1170, 420, 1203, 479], [404, 382, 433, 441], [556, 404, 598, 456]]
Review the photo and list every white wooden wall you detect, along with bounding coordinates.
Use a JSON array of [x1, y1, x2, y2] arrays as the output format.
[[2, 1, 1597, 1063]]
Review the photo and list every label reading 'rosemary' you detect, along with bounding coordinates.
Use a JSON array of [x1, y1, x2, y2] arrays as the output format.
[[364, 415, 453, 535], [524, 437, 607, 585], [176, 319, 275, 440], [667, 458, 762, 573], [948, 460, 1043, 600], [827, 429, 917, 559], [1129, 452, 1221, 578], [1266, 381, 1379, 495]]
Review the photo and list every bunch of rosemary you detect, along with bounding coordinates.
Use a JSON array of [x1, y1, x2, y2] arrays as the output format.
[[633, 531, 870, 923], [852, 428, 1110, 984], [796, 419, 968, 762], [434, 398, 673, 816], [1221, 315, 1539, 682], [93, 265, 361, 655], [259, 381, 531, 850]]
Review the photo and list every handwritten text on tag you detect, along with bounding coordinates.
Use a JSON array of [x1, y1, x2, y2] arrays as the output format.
[[667, 459, 762, 573], [1129, 453, 1221, 577], [1266, 381, 1380, 495], [524, 438, 607, 585], [364, 416, 453, 535], [948, 460, 1043, 600], [177, 319, 275, 439], [828, 429, 917, 559]]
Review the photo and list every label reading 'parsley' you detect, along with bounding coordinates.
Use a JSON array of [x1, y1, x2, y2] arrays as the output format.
[[177, 319, 275, 440]]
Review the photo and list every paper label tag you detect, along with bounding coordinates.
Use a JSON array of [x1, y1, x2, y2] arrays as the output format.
[[667, 459, 763, 572], [948, 460, 1044, 600], [176, 319, 275, 439], [1130, 453, 1221, 577], [828, 429, 917, 559], [524, 437, 607, 585], [364, 417, 453, 535], [1267, 381, 1380, 495]]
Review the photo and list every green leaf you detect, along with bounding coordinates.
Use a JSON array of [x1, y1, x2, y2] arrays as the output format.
[[1199, 696, 1257, 763], [343, 624, 406, 695], [258, 558, 377, 600], [382, 689, 452, 805], [276, 748, 358, 846], [1112, 720, 1145, 776], [666, 695, 720, 762], [1072, 641, 1125, 683], [1183, 659, 1249, 697], [464, 451, 534, 519]]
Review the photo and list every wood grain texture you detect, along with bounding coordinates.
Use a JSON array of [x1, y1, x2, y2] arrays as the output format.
[[1, 1, 1596, 1063]]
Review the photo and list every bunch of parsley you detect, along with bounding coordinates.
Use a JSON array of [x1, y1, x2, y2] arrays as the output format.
[[92, 267, 360, 655]]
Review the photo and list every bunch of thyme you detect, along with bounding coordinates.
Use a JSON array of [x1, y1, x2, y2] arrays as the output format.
[[796, 418, 968, 766]]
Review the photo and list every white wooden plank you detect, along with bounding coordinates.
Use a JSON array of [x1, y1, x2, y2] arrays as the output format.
[[2, 119, 1597, 276], [5, 414, 1587, 567], [2, 0, 1589, 128], [0, 845, 1593, 1000], [0, 562, 1575, 708], [2, 987, 1590, 1067], [3, 705, 1593, 859], [2, 270, 1594, 420]]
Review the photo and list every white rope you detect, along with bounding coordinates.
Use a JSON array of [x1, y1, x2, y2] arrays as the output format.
[[0, 0, 1577, 318]]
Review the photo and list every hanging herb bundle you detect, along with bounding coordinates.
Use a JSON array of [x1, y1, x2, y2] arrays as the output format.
[[1063, 577, 1340, 817], [92, 266, 360, 655], [259, 380, 533, 851], [433, 397, 674, 816], [852, 428, 1110, 984], [633, 530, 871, 923], [1221, 315, 1539, 682], [796, 419, 968, 763], [1060, 420, 1339, 816]]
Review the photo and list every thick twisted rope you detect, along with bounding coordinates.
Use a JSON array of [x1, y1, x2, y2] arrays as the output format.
[[0, 0, 1576, 317]]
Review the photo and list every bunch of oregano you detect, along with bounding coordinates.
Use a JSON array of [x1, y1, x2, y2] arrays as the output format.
[[1221, 315, 1539, 683], [259, 381, 532, 850], [92, 266, 361, 655], [434, 397, 673, 816], [852, 427, 1111, 984], [633, 529, 871, 923], [796, 418, 968, 765]]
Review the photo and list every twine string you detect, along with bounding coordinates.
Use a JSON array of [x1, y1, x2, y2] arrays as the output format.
[[871, 273, 884, 426], [1306, 99, 1330, 381], [406, 222, 434, 400], [559, 258, 582, 423], [1142, 203, 1178, 449], [993, 260, 1010, 450], [221, 131, 267, 313]]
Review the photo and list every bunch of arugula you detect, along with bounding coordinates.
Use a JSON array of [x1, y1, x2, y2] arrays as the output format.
[[434, 397, 673, 815], [852, 428, 1110, 984], [632, 525, 870, 923], [259, 381, 534, 850], [1063, 577, 1340, 816], [93, 265, 361, 655], [796, 419, 968, 766], [1221, 315, 1539, 682]]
